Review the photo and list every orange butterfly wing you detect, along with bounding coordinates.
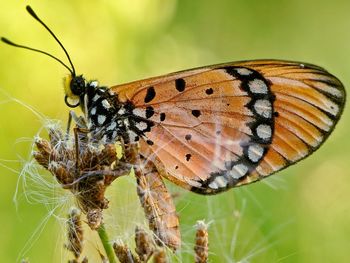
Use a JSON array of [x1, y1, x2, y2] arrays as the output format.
[[110, 60, 345, 194]]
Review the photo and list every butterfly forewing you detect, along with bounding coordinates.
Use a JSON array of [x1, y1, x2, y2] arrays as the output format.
[[110, 60, 345, 194]]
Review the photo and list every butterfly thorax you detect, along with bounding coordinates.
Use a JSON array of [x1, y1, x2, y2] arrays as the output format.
[[81, 81, 155, 144], [65, 75, 155, 144]]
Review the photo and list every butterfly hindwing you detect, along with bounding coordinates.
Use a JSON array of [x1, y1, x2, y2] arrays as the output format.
[[110, 60, 345, 194]]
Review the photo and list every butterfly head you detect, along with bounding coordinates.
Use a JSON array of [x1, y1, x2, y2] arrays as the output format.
[[64, 74, 87, 107], [1, 6, 87, 108]]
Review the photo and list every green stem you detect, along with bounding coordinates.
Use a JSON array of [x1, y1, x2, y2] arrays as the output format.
[[97, 223, 117, 263]]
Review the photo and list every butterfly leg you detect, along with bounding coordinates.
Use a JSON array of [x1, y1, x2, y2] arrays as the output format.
[[132, 151, 181, 252], [72, 126, 90, 172], [66, 110, 87, 138]]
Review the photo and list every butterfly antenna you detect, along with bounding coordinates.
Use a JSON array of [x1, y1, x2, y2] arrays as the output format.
[[1, 37, 73, 74], [1, 5, 76, 76], [25, 6, 76, 75]]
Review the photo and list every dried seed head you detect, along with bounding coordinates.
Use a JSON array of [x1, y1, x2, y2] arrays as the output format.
[[152, 248, 168, 263], [65, 208, 84, 259], [194, 220, 209, 263], [113, 240, 140, 263], [86, 209, 103, 230], [33, 126, 130, 229], [135, 226, 155, 262]]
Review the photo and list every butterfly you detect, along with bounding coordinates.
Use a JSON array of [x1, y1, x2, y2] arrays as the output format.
[[3, 6, 346, 195]]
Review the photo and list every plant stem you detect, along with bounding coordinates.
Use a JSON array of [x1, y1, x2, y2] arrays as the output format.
[[97, 223, 117, 263]]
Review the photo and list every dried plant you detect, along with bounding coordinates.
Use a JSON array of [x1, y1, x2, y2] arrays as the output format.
[[113, 226, 169, 263], [65, 208, 84, 259], [113, 239, 140, 263], [135, 226, 155, 262], [194, 221, 209, 263], [33, 127, 129, 229], [32, 124, 212, 262], [152, 248, 168, 263]]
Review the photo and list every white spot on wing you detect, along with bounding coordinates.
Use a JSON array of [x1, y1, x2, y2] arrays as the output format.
[[248, 144, 264, 163], [325, 101, 339, 116], [236, 68, 252, 75], [229, 163, 248, 179], [256, 124, 272, 140], [132, 108, 146, 118], [254, 99, 272, 118], [325, 86, 343, 98], [213, 176, 228, 188], [248, 79, 268, 94], [136, 121, 148, 131], [92, 94, 100, 102], [209, 181, 219, 189]]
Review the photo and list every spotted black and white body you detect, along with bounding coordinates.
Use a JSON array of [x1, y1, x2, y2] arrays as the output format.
[[73, 80, 155, 145], [65, 60, 345, 195]]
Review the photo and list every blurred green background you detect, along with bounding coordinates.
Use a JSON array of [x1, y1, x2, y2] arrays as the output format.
[[0, 0, 349, 262]]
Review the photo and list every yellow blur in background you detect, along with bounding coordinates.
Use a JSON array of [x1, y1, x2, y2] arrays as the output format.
[[0, 0, 349, 262]]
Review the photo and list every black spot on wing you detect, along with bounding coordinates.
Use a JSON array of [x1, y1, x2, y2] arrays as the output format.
[[144, 87, 156, 103], [205, 88, 214, 95], [185, 134, 192, 141], [175, 78, 186, 92], [146, 139, 154, 145], [145, 106, 154, 118], [192, 110, 201, 117]]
